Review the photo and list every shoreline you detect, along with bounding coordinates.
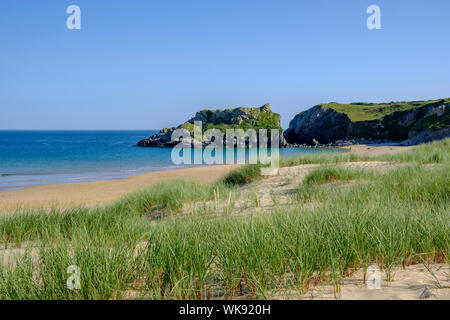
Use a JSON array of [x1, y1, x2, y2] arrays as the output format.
[[0, 145, 341, 193], [0, 143, 413, 212], [0, 164, 239, 212], [0, 164, 196, 193]]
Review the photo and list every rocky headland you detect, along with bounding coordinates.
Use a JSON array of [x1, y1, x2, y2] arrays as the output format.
[[284, 98, 450, 146], [138, 104, 286, 148], [138, 98, 450, 148]]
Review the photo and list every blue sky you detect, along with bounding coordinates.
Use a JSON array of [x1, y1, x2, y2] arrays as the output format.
[[0, 0, 449, 130]]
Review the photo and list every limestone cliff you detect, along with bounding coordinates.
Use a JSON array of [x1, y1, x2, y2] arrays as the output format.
[[284, 99, 450, 145]]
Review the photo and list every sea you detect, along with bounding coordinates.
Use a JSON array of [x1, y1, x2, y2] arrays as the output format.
[[0, 131, 342, 191]]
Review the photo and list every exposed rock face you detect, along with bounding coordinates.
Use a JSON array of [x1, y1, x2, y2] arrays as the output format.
[[138, 104, 286, 148], [191, 103, 272, 125], [284, 106, 351, 145], [284, 99, 450, 145], [402, 127, 450, 145], [137, 127, 180, 148]]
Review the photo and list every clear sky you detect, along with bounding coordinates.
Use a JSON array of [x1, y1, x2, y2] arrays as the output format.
[[0, 0, 449, 130]]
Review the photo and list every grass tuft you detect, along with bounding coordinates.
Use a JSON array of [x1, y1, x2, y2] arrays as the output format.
[[222, 164, 261, 186], [303, 166, 366, 185]]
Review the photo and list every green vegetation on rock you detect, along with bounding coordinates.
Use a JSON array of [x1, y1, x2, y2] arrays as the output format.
[[285, 98, 450, 144], [323, 99, 447, 122], [138, 103, 283, 147], [184, 104, 282, 133], [411, 106, 450, 132]]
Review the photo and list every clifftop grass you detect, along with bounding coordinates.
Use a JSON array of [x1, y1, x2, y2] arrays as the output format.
[[203, 114, 281, 132], [322, 98, 449, 122], [180, 105, 282, 133]]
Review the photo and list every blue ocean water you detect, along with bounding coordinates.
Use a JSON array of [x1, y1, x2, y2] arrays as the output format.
[[0, 131, 341, 191]]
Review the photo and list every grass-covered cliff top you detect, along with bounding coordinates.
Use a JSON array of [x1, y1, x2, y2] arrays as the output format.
[[179, 103, 282, 133], [202, 111, 281, 132], [322, 98, 450, 122]]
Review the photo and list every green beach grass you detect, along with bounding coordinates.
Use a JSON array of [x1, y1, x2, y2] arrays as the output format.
[[280, 138, 450, 166], [0, 139, 448, 299]]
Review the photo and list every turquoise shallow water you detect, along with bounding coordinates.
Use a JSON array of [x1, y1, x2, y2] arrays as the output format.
[[0, 131, 341, 191]]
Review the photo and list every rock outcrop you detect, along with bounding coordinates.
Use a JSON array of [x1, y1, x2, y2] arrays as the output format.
[[137, 127, 180, 148], [283, 106, 351, 145], [138, 104, 286, 148], [284, 99, 450, 145]]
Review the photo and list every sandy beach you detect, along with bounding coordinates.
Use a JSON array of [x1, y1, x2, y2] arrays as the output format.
[[341, 143, 414, 156], [0, 144, 413, 213], [0, 164, 239, 212]]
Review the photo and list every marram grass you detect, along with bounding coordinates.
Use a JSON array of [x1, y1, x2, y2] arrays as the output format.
[[280, 137, 450, 166], [0, 139, 448, 299]]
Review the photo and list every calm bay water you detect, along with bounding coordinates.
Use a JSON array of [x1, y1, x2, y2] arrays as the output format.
[[0, 131, 340, 191]]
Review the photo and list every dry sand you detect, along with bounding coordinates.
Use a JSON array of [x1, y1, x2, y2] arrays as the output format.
[[278, 264, 449, 300], [342, 143, 414, 156], [304, 264, 450, 300]]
